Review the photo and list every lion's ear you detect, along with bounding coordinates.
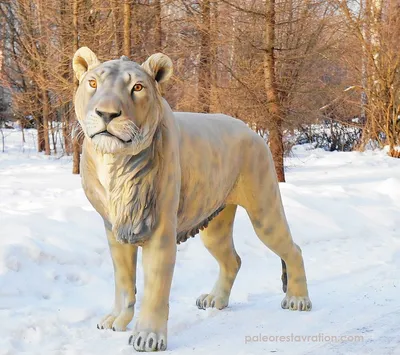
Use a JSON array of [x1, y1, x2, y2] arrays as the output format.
[[72, 47, 101, 82], [142, 53, 173, 84]]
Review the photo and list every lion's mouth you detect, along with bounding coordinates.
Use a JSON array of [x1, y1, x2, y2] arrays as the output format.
[[90, 130, 132, 143]]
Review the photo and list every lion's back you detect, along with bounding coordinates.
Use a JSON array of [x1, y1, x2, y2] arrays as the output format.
[[174, 112, 258, 148]]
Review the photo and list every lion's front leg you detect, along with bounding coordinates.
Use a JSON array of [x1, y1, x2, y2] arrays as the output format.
[[129, 225, 176, 352], [98, 226, 137, 331]]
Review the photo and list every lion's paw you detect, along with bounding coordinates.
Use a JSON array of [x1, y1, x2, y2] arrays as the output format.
[[97, 314, 117, 330], [281, 295, 312, 311], [196, 293, 229, 310], [97, 311, 133, 331], [129, 331, 167, 352]]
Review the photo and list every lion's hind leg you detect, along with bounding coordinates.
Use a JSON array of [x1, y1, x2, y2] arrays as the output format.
[[244, 179, 312, 311], [196, 204, 241, 310]]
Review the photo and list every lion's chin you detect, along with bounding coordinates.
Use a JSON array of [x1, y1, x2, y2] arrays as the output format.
[[91, 135, 129, 154]]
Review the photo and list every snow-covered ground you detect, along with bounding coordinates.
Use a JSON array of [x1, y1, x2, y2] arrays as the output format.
[[0, 129, 399, 355]]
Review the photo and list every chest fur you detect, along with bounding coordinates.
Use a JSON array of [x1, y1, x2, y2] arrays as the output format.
[[89, 143, 161, 245]]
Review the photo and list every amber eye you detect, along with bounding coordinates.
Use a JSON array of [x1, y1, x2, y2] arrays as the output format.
[[88, 79, 97, 88], [133, 83, 143, 92]]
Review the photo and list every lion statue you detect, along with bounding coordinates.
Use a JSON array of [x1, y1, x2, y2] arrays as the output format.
[[72, 47, 312, 352]]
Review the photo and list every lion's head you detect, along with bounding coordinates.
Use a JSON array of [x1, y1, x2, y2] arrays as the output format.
[[72, 47, 173, 155]]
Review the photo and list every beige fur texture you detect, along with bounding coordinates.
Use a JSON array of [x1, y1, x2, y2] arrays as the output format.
[[72, 47, 312, 352]]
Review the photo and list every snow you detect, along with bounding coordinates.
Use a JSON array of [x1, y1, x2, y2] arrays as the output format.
[[0, 130, 399, 355]]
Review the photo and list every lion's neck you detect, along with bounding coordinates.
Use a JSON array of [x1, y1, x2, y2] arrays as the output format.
[[88, 129, 162, 244]]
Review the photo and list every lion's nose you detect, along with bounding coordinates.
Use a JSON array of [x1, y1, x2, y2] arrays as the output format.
[[95, 108, 122, 123]]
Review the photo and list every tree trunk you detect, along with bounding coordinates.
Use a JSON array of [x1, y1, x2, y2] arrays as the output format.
[[123, 0, 132, 56], [264, 0, 285, 182], [42, 89, 51, 155], [210, 0, 218, 109], [0, 129, 4, 153], [51, 113, 57, 154], [154, 0, 162, 51], [111, 0, 122, 56], [37, 120, 45, 152], [72, 124, 81, 174], [229, 10, 237, 82], [198, 0, 211, 113], [72, 0, 80, 174], [60, 0, 72, 155], [21, 123, 25, 144], [36, 0, 50, 156], [360, 0, 368, 126], [62, 105, 72, 155], [35, 93, 45, 153], [132, 1, 142, 60]]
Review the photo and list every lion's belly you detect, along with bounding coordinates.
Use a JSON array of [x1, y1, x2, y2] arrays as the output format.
[[176, 155, 234, 242], [174, 112, 250, 243]]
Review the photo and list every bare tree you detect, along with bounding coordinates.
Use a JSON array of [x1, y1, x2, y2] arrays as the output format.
[[154, 0, 162, 51], [123, 0, 132, 57], [72, 0, 80, 174], [264, 0, 285, 181], [198, 0, 211, 113]]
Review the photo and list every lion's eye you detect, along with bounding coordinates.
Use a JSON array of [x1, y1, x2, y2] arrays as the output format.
[[133, 83, 143, 92], [88, 79, 97, 89]]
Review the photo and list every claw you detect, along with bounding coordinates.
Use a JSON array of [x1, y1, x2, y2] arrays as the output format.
[[196, 294, 229, 310], [159, 339, 165, 351], [131, 331, 168, 351], [281, 295, 312, 311], [136, 336, 142, 347]]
